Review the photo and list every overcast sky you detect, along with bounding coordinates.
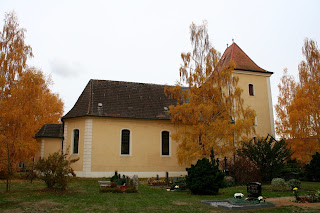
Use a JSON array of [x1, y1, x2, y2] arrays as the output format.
[[1, 0, 320, 117]]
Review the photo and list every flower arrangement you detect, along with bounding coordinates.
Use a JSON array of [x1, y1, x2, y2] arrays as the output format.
[[234, 193, 244, 199], [293, 187, 298, 200]]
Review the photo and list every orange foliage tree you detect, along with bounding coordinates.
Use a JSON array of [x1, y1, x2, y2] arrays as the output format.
[[0, 11, 64, 190], [165, 21, 255, 164], [275, 38, 320, 163]]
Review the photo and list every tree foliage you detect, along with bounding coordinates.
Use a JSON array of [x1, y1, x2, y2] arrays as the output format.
[[305, 152, 320, 182], [35, 151, 78, 190], [0, 11, 64, 191], [275, 38, 320, 163], [186, 156, 224, 195], [165, 21, 255, 164], [237, 135, 292, 182]]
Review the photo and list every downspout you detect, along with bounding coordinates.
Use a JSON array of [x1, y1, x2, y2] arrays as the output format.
[[61, 118, 64, 154]]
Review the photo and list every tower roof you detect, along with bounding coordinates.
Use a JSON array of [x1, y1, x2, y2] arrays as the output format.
[[217, 42, 272, 74]]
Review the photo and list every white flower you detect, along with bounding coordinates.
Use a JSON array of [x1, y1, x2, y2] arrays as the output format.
[[258, 196, 263, 201], [174, 185, 179, 189], [234, 193, 244, 198]]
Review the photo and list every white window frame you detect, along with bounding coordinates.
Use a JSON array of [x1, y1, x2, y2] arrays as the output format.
[[72, 129, 80, 155], [120, 129, 132, 156], [160, 130, 171, 157]]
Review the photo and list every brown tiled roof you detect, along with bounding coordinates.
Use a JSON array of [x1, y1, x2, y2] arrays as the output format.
[[217, 42, 272, 74], [35, 123, 63, 138], [62, 80, 179, 120]]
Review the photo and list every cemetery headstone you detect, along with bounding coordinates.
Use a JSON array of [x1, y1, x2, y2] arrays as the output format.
[[133, 175, 139, 191], [247, 182, 262, 198], [166, 172, 169, 184]]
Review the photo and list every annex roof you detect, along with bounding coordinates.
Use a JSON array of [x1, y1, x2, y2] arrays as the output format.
[[62, 80, 179, 120], [217, 42, 273, 74], [35, 123, 63, 138]]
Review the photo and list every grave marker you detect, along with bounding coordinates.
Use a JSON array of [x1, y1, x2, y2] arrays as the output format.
[[247, 182, 262, 198]]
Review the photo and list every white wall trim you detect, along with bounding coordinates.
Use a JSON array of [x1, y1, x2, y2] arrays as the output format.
[[267, 77, 275, 136], [233, 70, 272, 77], [63, 122, 68, 154], [83, 119, 93, 172], [40, 139, 45, 158], [74, 171, 187, 178]]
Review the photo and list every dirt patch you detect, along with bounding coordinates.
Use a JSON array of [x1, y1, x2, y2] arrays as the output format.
[[267, 196, 320, 209], [20, 200, 62, 212], [172, 201, 190, 206]]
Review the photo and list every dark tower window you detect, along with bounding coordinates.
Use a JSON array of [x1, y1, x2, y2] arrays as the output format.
[[249, 84, 254, 96]]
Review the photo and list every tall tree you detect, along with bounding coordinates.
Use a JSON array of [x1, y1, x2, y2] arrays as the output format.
[[165, 21, 255, 164], [0, 11, 64, 191], [275, 38, 320, 163]]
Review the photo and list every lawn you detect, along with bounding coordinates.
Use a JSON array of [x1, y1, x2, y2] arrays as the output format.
[[1, 178, 320, 212]]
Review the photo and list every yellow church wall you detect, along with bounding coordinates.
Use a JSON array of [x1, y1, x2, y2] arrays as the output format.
[[64, 117, 86, 172], [233, 70, 274, 137], [91, 117, 186, 172], [63, 116, 188, 177], [35, 137, 62, 159], [43, 138, 62, 158]]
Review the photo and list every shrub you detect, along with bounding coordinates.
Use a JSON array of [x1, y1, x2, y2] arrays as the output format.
[[222, 176, 236, 188], [229, 156, 262, 185], [237, 135, 292, 181], [35, 151, 79, 190], [186, 157, 224, 195], [287, 179, 301, 189], [305, 152, 320, 181], [280, 159, 304, 181], [271, 178, 287, 191], [271, 178, 286, 187]]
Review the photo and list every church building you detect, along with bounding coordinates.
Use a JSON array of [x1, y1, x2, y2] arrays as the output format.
[[35, 43, 274, 177]]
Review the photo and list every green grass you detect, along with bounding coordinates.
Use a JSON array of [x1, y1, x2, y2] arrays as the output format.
[[0, 178, 320, 212]]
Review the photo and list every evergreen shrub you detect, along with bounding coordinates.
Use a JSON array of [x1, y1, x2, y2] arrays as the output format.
[[186, 157, 224, 195]]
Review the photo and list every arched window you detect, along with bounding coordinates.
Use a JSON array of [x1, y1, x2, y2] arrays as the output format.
[[161, 131, 170, 156], [121, 129, 130, 155], [73, 129, 79, 154], [249, 84, 254, 96]]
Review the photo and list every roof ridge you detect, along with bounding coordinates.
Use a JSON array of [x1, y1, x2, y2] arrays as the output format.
[[89, 79, 178, 87], [232, 42, 266, 72]]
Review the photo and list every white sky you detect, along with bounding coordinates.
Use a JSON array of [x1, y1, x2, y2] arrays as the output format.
[[1, 0, 320, 116]]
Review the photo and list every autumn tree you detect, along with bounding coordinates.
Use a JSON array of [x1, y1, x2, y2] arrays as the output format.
[[165, 21, 255, 164], [0, 11, 64, 191], [275, 38, 320, 163]]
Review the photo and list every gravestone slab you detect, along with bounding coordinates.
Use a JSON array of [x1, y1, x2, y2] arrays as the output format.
[[247, 182, 262, 198], [133, 175, 139, 191], [202, 199, 275, 210]]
